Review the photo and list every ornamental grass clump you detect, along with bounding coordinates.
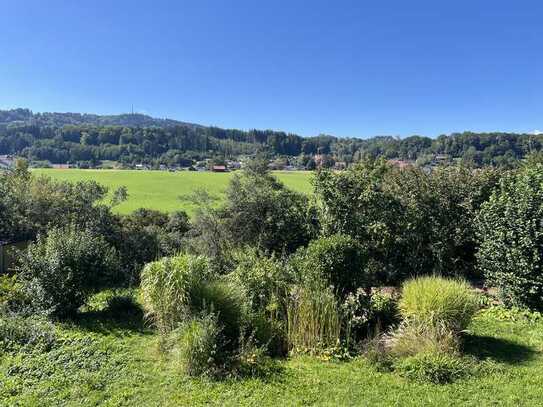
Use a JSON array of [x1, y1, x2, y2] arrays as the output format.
[[398, 275, 479, 333], [140, 254, 210, 336]]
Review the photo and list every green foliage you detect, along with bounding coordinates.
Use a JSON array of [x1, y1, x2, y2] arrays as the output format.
[[368, 290, 399, 330], [314, 162, 500, 283], [286, 287, 341, 354], [191, 280, 248, 350], [228, 248, 291, 315], [140, 254, 211, 336], [223, 169, 316, 254], [478, 305, 543, 324], [477, 163, 543, 310], [0, 314, 57, 352], [17, 226, 120, 318], [399, 276, 479, 333], [290, 234, 370, 296], [0, 275, 28, 312], [170, 314, 223, 377], [118, 208, 190, 282], [394, 352, 474, 384], [0, 165, 118, 243]]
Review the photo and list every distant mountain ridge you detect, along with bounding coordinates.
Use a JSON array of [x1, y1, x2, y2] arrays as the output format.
[[0, 108, 203, 129]]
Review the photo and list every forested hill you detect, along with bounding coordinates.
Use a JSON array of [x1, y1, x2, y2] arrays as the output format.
[[0, 108, 199, 129], [0, 108, 541, 168]]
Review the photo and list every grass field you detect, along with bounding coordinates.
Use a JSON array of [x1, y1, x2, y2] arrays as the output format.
[[33, 169, 314, 215], [1, 293, 542, 406]]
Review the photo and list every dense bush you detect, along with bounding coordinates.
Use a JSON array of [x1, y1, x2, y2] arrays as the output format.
[[290, 234, 370, 296], [191, 280, 248, 350], [313, 160, 500, 283], [0, 275, 28, 313], [222, 167, 316, 254], [171, 314, 223, 377], [118, 208, 190, 282], [398, 276, 479, 333], [228, 249, 291, 315], [477, 163, 543, 310], [17, 226, 120, 318], [140, 254, 210, 336], [0, 162, 121, 244]]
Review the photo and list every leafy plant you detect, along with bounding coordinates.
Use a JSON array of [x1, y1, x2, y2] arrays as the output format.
[[290, 234, 370, 296], [0, 314, 57, 352], [477, 163, 543, 310], [17, 225, 120, 318]]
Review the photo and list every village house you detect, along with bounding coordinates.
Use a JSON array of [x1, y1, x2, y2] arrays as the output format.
[[0, 155, 15, 170], [212, 165, 227, 172]]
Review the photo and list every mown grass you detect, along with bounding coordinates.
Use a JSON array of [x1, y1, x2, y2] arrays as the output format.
[[32, 169, 314, 215], [1, 292, 542, 406]]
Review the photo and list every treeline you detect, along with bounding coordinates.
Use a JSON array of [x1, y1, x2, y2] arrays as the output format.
[[0, 108, 541, 167]]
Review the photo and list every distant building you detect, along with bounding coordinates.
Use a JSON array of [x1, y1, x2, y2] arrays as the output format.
[[388, 159, 412, 169], [51, 164, 71, 169], [0, 155, 14, 170]]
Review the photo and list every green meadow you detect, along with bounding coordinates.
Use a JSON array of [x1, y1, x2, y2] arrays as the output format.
[[33, 169, 314, 215]]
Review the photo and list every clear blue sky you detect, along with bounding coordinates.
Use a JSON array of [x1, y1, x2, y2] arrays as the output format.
[[1, 1, 542, 137]]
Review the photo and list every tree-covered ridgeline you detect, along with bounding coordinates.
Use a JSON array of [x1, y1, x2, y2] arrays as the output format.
[[1, 108, 541, 167]]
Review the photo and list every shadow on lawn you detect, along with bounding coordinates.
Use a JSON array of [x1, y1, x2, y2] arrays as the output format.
[[463, 334, 536, 364], [68, 306, 152, 336]]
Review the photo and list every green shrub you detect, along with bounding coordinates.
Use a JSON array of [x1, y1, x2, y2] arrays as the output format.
[[140, 254, 211, 336], [399, 276, 478, 333], [227, 249, 291, 356], [369, 291, 399, 330], [394, 352, 473, 384], [228, 248, 291, 316], [0, 275, 29, 313], [476, 164, 543, 310], [171, 314, 223, 377], [17, 226, 120, 318], [0, 314, 57, 352], [286, 286, 341, 354], [290, 234, 370, 296]]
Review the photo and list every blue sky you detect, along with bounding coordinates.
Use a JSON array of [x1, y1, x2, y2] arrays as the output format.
[[1, 1, 542, 137]]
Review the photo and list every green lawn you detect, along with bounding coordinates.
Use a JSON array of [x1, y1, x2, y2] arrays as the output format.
[[33, 169, 314, 215], [1, 297, 542, 406]]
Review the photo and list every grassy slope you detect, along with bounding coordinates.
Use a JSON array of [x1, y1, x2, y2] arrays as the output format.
[[33, 169, 314, 215], [1, 302, 542, 406]]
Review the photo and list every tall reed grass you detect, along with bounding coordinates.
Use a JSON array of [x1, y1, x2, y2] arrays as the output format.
[[286, 286, 341, 353]]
